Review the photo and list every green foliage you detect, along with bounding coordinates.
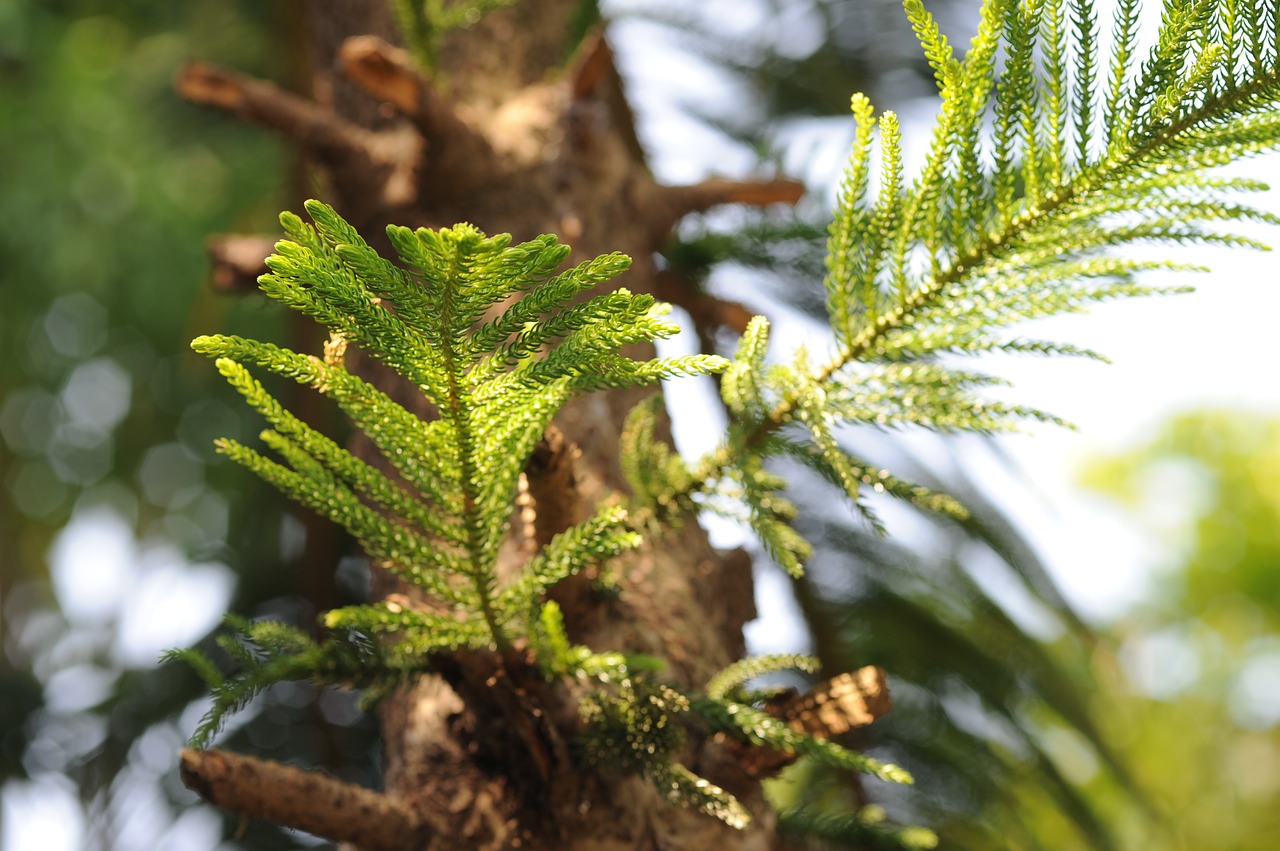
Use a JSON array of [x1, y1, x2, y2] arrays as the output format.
[[658, 0, 1280, 580], [580, 671, 754, 830], [619, 395, 695, 515], [177, 198, 920, 827], [578, 654, 911, 829], [695, 695, 912, 783], [172, 0, 1280, 839], [179, 199, 724, 742], [618, 0, 1280, 840], [705, 653, 819, 701], [162, 616, 415, 749], [649, 760, 753, 831], [1065, 411, 1280, 850]]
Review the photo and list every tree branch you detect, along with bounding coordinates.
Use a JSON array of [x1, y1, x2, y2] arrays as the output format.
[[337, 35, 496, 194], [339, 36, 464, 139], [205, 234, 276, 293], [176, 62, 371, 165], [565, 28, 613, 100], [180, 748, 424, 851], [777, 666, 891, 738], [559, 26, 647, 162], [660, 177, 807, 219]]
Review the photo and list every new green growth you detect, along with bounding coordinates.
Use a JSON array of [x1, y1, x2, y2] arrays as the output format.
[[170, 0, 1280, 834]]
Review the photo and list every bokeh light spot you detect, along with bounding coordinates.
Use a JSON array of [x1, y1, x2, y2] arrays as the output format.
[[60, 357, 130, 433], [136, 443, 203, 510], [48, 506, 136, 623]]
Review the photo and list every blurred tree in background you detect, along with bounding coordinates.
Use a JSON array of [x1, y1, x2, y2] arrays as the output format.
[[4, 1, 1273, 849], [1080, 412, 1280, 851]]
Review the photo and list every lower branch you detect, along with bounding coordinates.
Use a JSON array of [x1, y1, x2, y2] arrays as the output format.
[[180, 748, 424, 851]]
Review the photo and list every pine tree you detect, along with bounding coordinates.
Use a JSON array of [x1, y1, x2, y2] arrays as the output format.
[[171, 1, 1280, 848]]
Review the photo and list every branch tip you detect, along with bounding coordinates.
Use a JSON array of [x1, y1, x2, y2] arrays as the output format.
[[176, 61, 246, 110], [566, 27, 613, 100], [337, 34, 489, 184], [339, 35, 428, 116]]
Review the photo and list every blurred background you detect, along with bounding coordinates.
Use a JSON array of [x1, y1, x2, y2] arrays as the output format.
[[2, 0, 1278, 848]]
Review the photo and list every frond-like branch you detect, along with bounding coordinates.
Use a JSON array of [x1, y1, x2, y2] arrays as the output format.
[[181, 201, 724, 738], [649, 0, 1280, 577]]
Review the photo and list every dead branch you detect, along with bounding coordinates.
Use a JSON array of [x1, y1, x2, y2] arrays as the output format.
[[177, 62, 372, 166], [777, 666, 892, 737], [659, 177, 807, 219], [339, 37, 460, 137], [205, 234, 276, 293], [337, 35, 496, 192], [180, 748, 424, 851], [565, 29, 613, 101]]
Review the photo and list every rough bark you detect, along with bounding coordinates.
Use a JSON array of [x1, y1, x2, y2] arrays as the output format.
[[179, 2, 807, 847]]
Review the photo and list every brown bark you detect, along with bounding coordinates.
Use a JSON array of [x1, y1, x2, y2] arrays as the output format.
[[180, 748, 423, 849], [178, 2, 811, 848]]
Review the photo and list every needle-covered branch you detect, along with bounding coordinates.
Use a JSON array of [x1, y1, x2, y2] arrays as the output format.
[[640, 0, 1280, 574]]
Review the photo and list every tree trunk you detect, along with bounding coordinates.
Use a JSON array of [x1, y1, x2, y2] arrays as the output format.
[[178, 2, 804, 847]]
